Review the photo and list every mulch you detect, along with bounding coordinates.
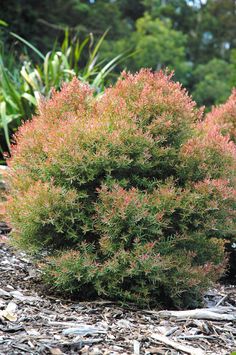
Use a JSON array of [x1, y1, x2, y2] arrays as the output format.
[[0, 233, 236, 355]]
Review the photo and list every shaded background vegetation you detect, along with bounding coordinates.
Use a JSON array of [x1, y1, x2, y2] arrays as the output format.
[[1, 0, 236, 160], [2, 0, 236, 104]]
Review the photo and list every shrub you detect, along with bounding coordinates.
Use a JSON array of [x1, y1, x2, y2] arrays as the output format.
[[178, 125, 236, 183], [45, 239, 224, 308], [203, 90, 236, 281], [204, 89, 236, 142], [6, 181, 91, 252], [6, 69, 236, 308], [0, 166, 8, 220]]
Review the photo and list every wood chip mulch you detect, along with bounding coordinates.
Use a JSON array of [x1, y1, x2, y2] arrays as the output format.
[[0, 234, 236, 355]]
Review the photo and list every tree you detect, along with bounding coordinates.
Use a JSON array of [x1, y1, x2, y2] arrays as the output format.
[[192, 58, 235, 109], [102, 13, 190, 85], [1, 0, 236, 107]]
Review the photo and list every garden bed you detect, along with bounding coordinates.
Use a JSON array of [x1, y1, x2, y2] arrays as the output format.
[[0, 237, 235, 355]]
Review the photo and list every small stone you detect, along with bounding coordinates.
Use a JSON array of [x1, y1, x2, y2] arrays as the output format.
[[133, 340, 140, 355], [63, 325, 106, 336], [49, 348, 63, 355], [116, 319, 133, 328], [26, 328, 40, 336], [90, 347, 103, 355]]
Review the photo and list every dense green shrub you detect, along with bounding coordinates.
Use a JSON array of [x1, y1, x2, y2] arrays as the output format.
[[6, 69, 236, 308]]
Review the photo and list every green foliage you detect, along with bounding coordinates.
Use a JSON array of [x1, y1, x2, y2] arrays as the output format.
[[229, 49, 236, 87], [133, 14, 190, 84], [6, 70, 236, 307], [192, 59, 234, 109], [101, 13, 190, 85], [43, 247, 97, 299], [0, 30, 123, 154], [7, 181, 91, 252], [95, 181, 236, 254], [45, 238, 224, 308], [2, 0, 236, 109], [0, 54, 31, 153], [0, 1, 91, 51]]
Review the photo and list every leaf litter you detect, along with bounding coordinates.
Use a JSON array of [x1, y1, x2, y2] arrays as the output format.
[[0, 235, 236, 355]]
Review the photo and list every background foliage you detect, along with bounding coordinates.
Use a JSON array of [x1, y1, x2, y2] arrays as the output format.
[[0, 28, 124, 159], [1, 0, 236, 159], [1, 0, 236, 100], [1, 0, 236, 102]]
